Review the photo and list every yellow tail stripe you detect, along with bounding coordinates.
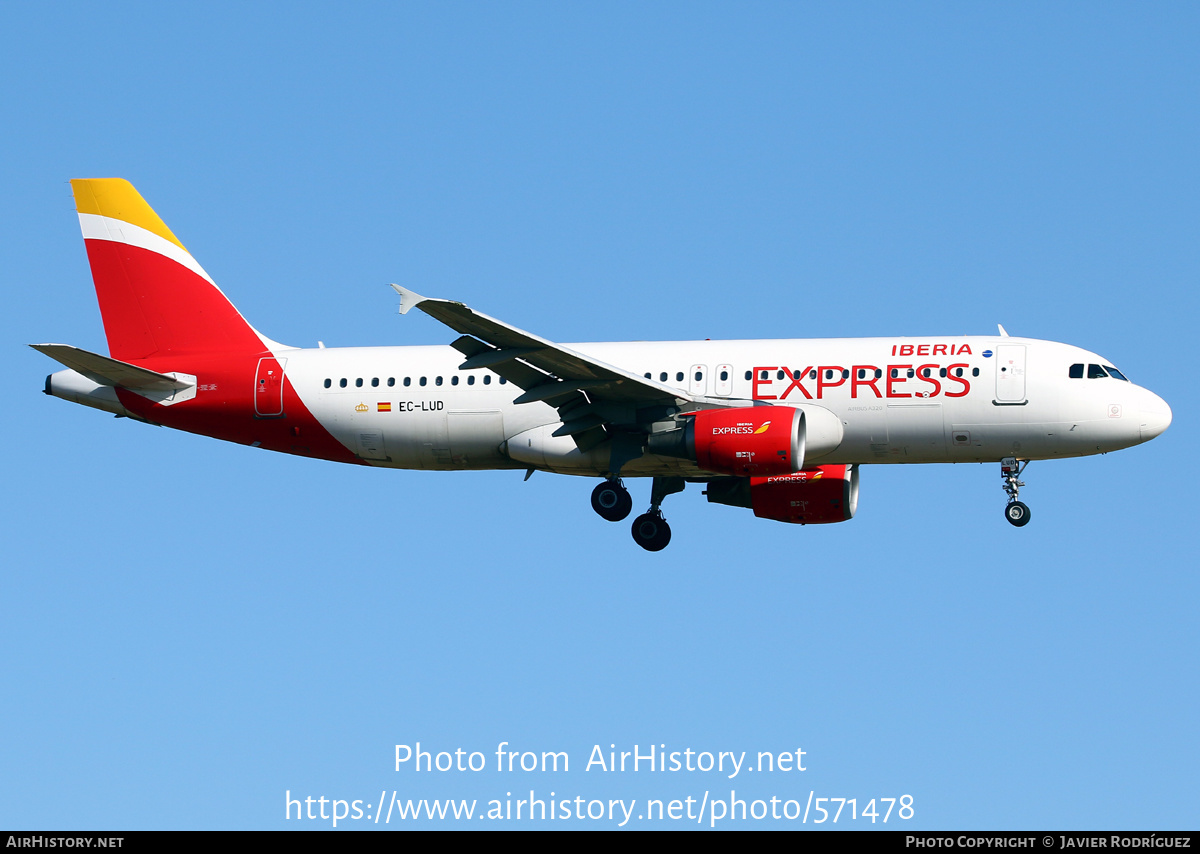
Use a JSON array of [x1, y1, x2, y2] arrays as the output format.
[[71, 179, 187, 253]]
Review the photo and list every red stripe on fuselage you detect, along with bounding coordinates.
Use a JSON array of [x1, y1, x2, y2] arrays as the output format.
[[115, 353, 364, 465]]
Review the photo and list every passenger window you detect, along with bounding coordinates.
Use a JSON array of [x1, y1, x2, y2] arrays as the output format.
[[404, 377, 411, 387], [694, 371, 702, 382], [676, 372, 684, 382], [420, 377, 427, 386], [922, 368, 931, 378], [1088, 364, 1107, 379], [339, 378, 347, 388], [874, 369, 882, 379], [660, 372, 667, 382], [484, 375, 492, 385], [371, 377, 379, 387], [436, 376, 443, 386], [809, 370, 817, 380], [777, 370, 785, 380], [793, 370, 802, 380], [644, 372, 651, 379], [857, 369, 865, 380], [451, 376, 459, 386], [939, 368, 947, 378], [744, 371, 752, 381], [720, 370, 729, 381], [468, 375, 475, 385], [760, 370, 769, 380], [500, 377, 507, 384], [955, 368, 964, 377], [355, 378, 363, 387], [907, 369, 914, 378], [842, 369, 849, 379], [890, 369, 898, 378], [972, 368, 979, 377], [1069, 364, 1084, 379], [323, 378, 331, 388], [387, 377, 395, 387]]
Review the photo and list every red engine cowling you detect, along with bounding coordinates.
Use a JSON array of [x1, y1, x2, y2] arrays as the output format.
[[749, 464, 859, 524], [690, 407, 804, 477]]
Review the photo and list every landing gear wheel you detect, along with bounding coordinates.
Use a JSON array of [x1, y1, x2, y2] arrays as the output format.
[[631, 512, 672, 552], [1005, 501, 1031, 527], [591, 480, 632, 522]]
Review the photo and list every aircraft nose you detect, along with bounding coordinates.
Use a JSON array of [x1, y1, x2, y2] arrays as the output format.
[[1138, 389, 1172, 442]]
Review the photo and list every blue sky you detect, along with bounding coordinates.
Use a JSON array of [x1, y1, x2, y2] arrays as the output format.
[[2, 3, 1197, 830]]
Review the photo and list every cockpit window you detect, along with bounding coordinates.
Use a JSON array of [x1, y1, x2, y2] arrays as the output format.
[[1087, 364, 1108, 379], [1069, 364, 1084, 379], [1105, 365, 1129, 381]]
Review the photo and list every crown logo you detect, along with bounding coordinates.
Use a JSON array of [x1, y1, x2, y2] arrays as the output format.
[[355, 402, 369, 412]]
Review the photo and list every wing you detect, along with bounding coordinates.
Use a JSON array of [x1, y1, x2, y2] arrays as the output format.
[[391, 285, 705, 455]]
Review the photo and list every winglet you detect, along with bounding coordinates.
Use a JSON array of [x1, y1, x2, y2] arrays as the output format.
[[998, 324, 1010, 337], [390, 284, 426, 315]]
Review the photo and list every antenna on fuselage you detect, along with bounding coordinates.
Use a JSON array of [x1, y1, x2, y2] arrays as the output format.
[[997, 324, 1010, 337]]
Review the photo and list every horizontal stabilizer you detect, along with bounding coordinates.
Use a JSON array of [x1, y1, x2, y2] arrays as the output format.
[[30, 344, 193, 391]]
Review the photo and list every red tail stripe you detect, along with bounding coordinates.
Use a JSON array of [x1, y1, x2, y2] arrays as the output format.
[[83, 240, 265, 361]]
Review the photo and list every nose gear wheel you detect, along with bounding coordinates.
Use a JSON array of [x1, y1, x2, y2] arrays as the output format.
[[1005, 501, 1031, 527]]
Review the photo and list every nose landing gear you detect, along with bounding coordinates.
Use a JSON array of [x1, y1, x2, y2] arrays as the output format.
[[1000, 457, 1031, 527]]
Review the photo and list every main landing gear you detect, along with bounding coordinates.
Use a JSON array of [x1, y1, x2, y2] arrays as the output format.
[[590, 478, 632, 522], [1000, 457, 1031, 527], [630, 476, 685, 552], [592, 476, 685, 551]]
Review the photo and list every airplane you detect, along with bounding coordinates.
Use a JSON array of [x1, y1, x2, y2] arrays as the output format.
[[35, 179, 1173, 551]]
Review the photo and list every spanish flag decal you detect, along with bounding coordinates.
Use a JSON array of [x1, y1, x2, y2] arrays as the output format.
[[378, 402, 392, 412]]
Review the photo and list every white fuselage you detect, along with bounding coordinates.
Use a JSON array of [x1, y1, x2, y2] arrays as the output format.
[[282, 335, 1171, 476]]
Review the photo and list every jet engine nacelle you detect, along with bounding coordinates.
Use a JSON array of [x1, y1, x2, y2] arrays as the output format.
[[705, 464, 859, 524], [750, 464, 859, 524], [648, 406, 804, 476]]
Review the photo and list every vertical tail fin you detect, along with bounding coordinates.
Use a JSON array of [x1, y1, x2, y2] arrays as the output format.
[[72, 179, 279, 361]]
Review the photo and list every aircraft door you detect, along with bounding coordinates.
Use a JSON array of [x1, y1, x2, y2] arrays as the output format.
[[689, 364, 708, 396], [995, 345, 1027, 403], [715, 364, 733, 396], [254, 357, 287, 417]]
